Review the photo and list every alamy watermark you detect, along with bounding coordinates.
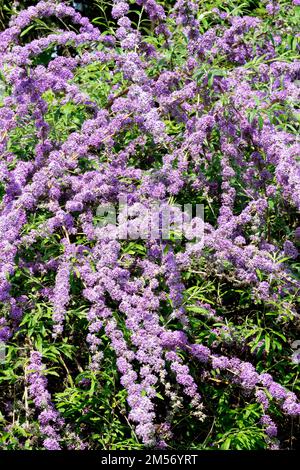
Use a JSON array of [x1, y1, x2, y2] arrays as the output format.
[[94, 197, 204, 248]]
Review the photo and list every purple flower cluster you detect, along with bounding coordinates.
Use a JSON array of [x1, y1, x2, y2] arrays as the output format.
[[27, 350, 85, 450]]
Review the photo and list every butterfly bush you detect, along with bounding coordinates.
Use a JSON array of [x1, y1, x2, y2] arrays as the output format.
[[26, 350, 85, 449], [0, 0, 299, 450]]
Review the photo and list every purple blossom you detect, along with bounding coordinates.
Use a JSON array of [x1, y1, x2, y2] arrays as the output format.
[[283, 240, 298, 259], [26, 351, 63, 450]]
